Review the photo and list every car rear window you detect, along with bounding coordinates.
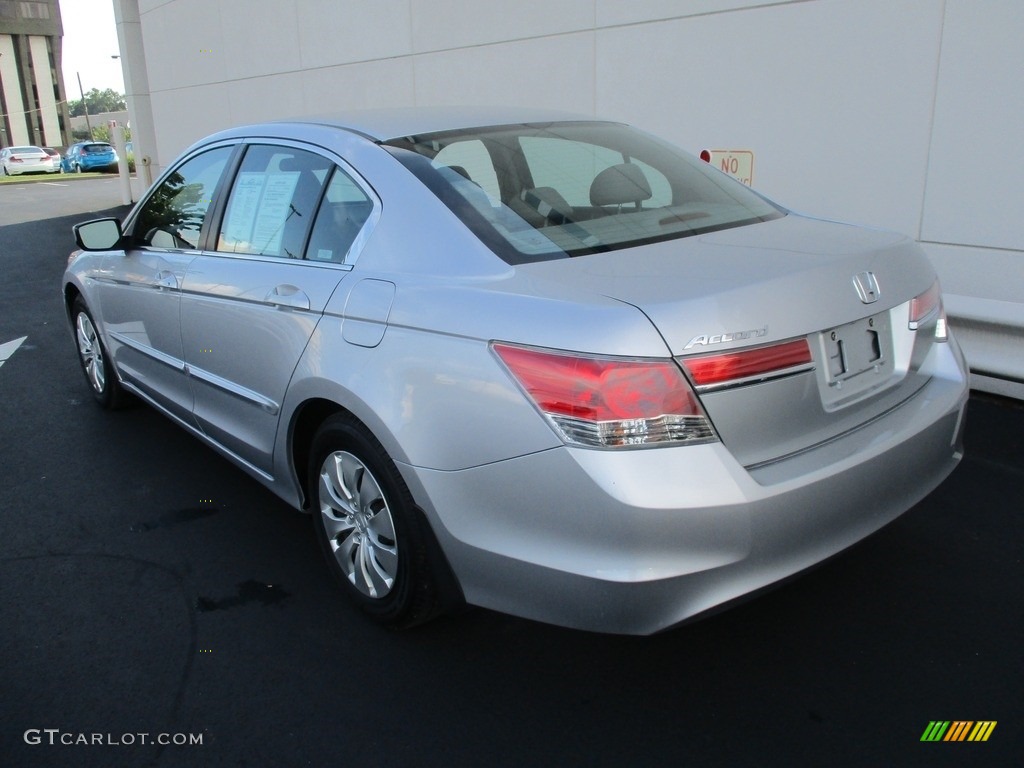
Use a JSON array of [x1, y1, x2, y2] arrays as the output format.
[[383, 121, 784, 263], [83, 144, 113, 154]]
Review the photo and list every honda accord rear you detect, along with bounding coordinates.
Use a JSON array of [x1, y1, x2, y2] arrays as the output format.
[[64, 109, 967, 634]]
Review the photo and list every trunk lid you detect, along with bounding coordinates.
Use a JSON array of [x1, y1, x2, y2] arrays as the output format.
[[519, 214, 943, 468]]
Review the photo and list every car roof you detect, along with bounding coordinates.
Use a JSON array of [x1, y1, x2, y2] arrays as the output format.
[[222, 106, 600, 143]]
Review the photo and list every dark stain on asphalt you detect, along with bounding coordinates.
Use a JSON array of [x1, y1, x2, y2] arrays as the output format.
[[131, 506, 220, 532], [196, 580, 291, 612]]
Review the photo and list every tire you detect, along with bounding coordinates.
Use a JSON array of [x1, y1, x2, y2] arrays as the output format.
[[74, 163, 82, 173], [309, 414, 442, 628], [71, 297, 125, 409]]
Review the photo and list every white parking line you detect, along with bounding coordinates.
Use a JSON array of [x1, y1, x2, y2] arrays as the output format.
[[43, 182, 70, 187], [0, 336, 27, 368]]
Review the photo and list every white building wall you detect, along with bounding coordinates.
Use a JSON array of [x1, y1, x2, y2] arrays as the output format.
[[0, 34, 31, 145], [115, 0, 1024, 394], [28, 35, 61, 146]]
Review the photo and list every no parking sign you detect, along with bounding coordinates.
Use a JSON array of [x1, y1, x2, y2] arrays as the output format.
[[699, 149, 754, 186]]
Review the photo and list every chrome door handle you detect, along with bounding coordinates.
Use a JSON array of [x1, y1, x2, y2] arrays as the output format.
[[154, 270, 178, 289], [265, 284, 310, 310]]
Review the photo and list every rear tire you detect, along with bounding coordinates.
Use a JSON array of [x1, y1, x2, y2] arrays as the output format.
[[72, 297, 125, 409], [309, 414, 442, 628]]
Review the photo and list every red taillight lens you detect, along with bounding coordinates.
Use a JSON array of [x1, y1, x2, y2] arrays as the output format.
[[909, 282, 939, 327], [909, 280, 946, 341], [682, 338, 813, 390], [493, 343, 716, 448]]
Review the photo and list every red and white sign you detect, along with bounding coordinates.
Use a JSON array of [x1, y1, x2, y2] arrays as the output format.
[[700, 149, 754, 186]]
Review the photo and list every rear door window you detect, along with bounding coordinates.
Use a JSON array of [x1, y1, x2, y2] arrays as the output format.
[[217, 145, 332, 259], [304, 168, 374, 264]]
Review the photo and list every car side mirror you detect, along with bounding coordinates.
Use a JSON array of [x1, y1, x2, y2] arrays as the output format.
[[73, 218, 123, 251]]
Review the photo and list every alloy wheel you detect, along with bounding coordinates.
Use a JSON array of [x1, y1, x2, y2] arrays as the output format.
[[317, 450, 399, 599], [75, 311, 106, 394]]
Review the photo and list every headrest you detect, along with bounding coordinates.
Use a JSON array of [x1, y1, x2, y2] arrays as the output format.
[[589, 163, 652, 207], [522, 187, 574, 222], [442, 165, 472, 180], [278, 156, 306, 172]]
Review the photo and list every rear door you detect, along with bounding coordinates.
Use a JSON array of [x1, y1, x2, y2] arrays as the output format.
[[180, 142, 377, 474]]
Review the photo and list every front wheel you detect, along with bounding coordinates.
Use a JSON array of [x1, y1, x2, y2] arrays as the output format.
[[72, 297, 125, 409], [309, 415, 443, 628]]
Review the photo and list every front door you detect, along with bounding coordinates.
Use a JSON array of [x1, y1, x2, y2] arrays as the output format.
[[96, 146, 234, 422]]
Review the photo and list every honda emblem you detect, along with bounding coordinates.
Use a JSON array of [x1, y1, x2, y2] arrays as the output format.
[[852, 272, 881, 304]]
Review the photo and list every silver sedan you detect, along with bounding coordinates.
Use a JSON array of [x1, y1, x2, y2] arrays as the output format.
[[63, 108, 968, 634]]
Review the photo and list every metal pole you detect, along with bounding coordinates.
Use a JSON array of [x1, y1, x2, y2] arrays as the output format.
[[76, 72, 94, 140], [111, 124, 133, 204]]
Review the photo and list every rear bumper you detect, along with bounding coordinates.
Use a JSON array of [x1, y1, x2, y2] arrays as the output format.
[[81, 160, 116, 170], [402, 339, 968, 634], [5, 165, 54, 175]]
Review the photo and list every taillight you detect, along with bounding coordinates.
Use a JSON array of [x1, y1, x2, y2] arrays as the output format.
[[682, 338, 813, 392], [909, 280, 948, 341], [493, 343, 716, 448]]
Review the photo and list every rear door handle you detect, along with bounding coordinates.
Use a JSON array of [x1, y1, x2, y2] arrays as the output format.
[[265, 284, 310, 310]]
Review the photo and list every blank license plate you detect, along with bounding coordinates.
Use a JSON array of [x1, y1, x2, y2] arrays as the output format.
[[818, 311, 894, 404]]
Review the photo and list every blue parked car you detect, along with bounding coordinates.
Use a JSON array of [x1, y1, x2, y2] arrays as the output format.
[[62, 142, 118, 173]]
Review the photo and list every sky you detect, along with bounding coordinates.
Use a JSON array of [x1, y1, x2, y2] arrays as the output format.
[[59, 0, 126, 96]]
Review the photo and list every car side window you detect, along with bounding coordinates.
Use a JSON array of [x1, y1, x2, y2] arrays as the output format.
[[135, 147, 232, 249], [217, 145, 332, 259], [304, 168, 374, 264]]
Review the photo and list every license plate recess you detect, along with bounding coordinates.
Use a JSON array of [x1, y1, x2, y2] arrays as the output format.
[[816, 311, 894, 408]]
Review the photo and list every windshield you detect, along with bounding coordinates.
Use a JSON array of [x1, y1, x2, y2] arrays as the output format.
[[384, 121, 784, 263]]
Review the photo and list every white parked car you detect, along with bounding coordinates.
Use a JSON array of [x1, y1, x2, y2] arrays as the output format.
[[1, 145, 59, 175]]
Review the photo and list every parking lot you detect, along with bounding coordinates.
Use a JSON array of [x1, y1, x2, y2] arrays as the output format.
[[1, 178, 1020, 767]]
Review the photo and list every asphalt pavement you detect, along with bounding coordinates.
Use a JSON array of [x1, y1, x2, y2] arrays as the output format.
[[1, 181, 1021, 767]]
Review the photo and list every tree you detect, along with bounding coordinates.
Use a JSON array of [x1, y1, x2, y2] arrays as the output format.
[[68, 88, 127, 117]]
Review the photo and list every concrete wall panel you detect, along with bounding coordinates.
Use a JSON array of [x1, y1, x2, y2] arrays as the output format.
[[227, 71, 306, 127], [596, 0, 944, 237], [300, 57, 416, 114], [218, 0, 302, 81], [411, 0, 594, 52], [596, 0, 801, 28], [413, 32, 595, 113], [920, 0, 1024, 252], [149, 81, 231, 160], [297, 0, 412, 69], [141, 0, 224, 92]]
